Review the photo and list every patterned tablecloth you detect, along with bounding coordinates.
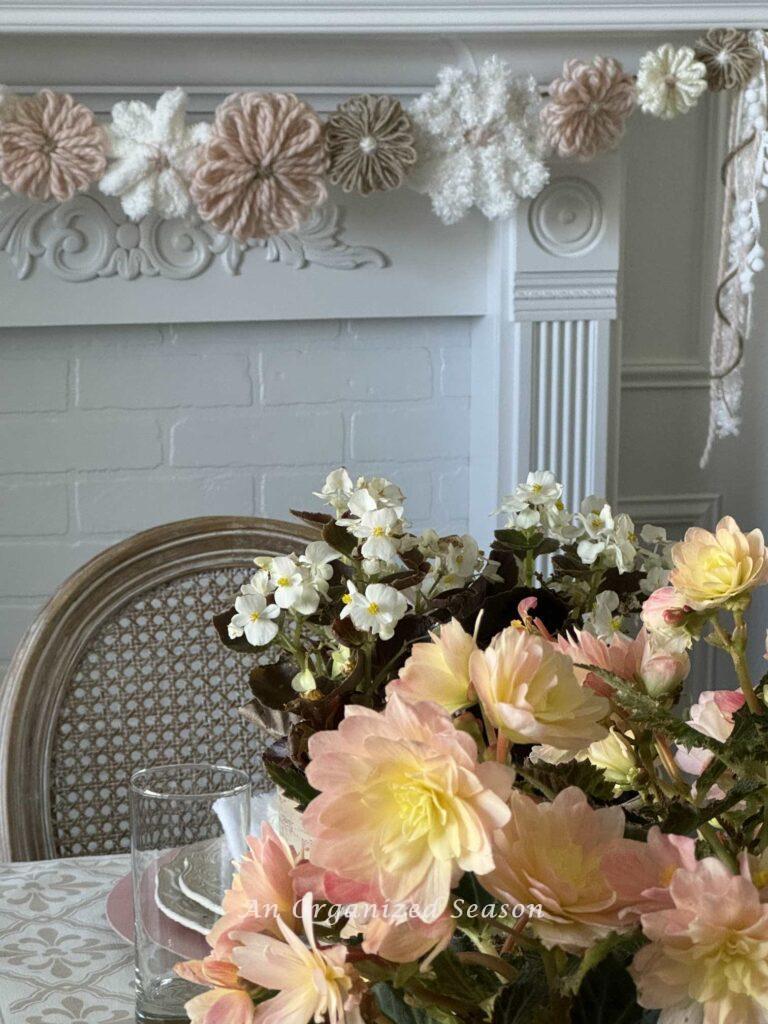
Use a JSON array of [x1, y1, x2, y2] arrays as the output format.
[[0, 855, 134, 1024]]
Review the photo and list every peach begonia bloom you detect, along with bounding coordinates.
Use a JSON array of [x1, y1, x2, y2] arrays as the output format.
[[479, 787, 638, 952], [631, 858, 768, 1024], [175, 956, 257, 1024], [387, 617, 477, 713], [303, 695, 513, 922], [470, 627, 609, 750], [556, 626, 645, 697], [602, 825, 698, 918], [232, 894, 363, 1024], [207, 823, 299, 959], [294, 865, 455, 966], [675, 689, 745, 778], [670, 515, 768, 610]]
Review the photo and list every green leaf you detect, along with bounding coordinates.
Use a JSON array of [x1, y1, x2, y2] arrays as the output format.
[[263, 760, 318, 810], [491, 958, 548, 1024], [570, 955, 643, 1024], [248, 660, 298, 710], [421, 950, 500, 1005], [289, 508, 332, 527], [561, 932, 643, 997], [373, 982, 434, 1024], [523, 758, 616, 804], [323, 521, 358, 557]]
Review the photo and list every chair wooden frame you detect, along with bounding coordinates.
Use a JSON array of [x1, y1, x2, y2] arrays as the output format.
[[0, 516, 315, 862]]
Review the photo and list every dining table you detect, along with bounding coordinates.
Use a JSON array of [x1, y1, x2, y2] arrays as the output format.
[[0, 854, 135, 1024]]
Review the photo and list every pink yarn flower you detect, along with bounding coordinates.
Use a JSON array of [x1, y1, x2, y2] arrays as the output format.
[[0, 90, 107, 201], [542, 57, 636, 161], [190, 91, 328, 242]]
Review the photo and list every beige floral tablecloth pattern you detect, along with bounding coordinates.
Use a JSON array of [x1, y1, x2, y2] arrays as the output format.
[[0, 855, 134, 1024]]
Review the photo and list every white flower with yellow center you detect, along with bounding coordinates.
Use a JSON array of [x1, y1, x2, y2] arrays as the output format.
[[240, 568, 273, 597], [269, 556, 320, 615], [228, 593, 280, 646], [340, 581, 408, 640], [516, 470, 563, 507]]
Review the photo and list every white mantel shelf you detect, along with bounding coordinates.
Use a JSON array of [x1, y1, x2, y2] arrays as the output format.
[[1, 0, 766, 34]]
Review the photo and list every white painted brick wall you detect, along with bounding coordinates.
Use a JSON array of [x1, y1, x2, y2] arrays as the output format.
[[0, 317, 471, 674]]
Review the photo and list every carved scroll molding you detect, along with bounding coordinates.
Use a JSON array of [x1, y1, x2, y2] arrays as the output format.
[[469, 158, 623, 541], [0, 192, 387, 283]]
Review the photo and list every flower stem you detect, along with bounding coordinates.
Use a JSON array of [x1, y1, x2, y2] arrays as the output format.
[[713, 614, 762, 715], [698, 820, 738, 872]]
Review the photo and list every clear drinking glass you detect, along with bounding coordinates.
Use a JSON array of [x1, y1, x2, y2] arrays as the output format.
[[130, 763, 251, 1023]]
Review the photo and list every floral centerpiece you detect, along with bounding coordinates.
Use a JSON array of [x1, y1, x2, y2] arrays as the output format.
[[177, 468, 768, 1024]]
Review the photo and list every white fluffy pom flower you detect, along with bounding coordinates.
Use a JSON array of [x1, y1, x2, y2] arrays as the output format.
[[636, 44, 707, 120], [100, 87, 210, 220], [409, 56, 549, 225]]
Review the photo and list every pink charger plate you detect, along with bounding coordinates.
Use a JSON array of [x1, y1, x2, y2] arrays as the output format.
[[106, 868, 210, 960]]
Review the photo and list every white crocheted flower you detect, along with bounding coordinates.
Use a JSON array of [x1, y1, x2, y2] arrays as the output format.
[[636, 44, 707, 120], [409, 56, 549, 224], [100, 88, 210, 220]]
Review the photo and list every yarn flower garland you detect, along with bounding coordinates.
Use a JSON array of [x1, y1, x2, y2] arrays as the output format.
[[0, 89, 107, 202], [409, 56, 549, 225], [100, 88, 211, 221], [636, 44, 708, 120], [542, 57, 636, 161], [0, 29, 762, 243], [325, 95, 417, 195], [190, 91, 327, 242]]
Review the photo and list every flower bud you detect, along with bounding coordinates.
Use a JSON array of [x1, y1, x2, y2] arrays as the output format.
[[640, 643, 690, 697], [641, 586, 692, 646]]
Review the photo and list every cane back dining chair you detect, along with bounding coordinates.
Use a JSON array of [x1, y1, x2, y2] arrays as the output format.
[[0, 516, 316, 862]]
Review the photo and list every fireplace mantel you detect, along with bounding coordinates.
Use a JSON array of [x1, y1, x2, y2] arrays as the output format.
[[0, 0, 765, 35], [0, 1, 735, 550]]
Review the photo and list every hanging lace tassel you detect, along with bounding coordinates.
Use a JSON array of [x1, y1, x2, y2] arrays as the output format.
[[701, 30, 768, 468]]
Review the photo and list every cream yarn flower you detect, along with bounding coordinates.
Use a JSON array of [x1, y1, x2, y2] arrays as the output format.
[[409, 56, 549, 224], [100, 88, 210, 221], [636, 44, 707, 120]]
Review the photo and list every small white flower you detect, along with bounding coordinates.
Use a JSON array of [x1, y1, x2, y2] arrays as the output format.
[[240, 569, 273, 597], [357, 475, 405, 509], [340, 581, 408, 640], [331, 645, 354, 678], [583, 590, 621, 639], [359, 507, 403, 562], [270, 556, 320, 615], [637, 44, 707, 120], [300, 541, 338, 593], [100, 88, 210, 220], [517, 470, 563, 507], [229, 593, 281, 646], [314, 468, 354, 514], [640, 523, 667, 545]]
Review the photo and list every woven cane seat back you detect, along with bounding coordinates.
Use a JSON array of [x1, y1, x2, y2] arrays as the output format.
[[0, 517, 315, 861], [51, 568, 273, 857]]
